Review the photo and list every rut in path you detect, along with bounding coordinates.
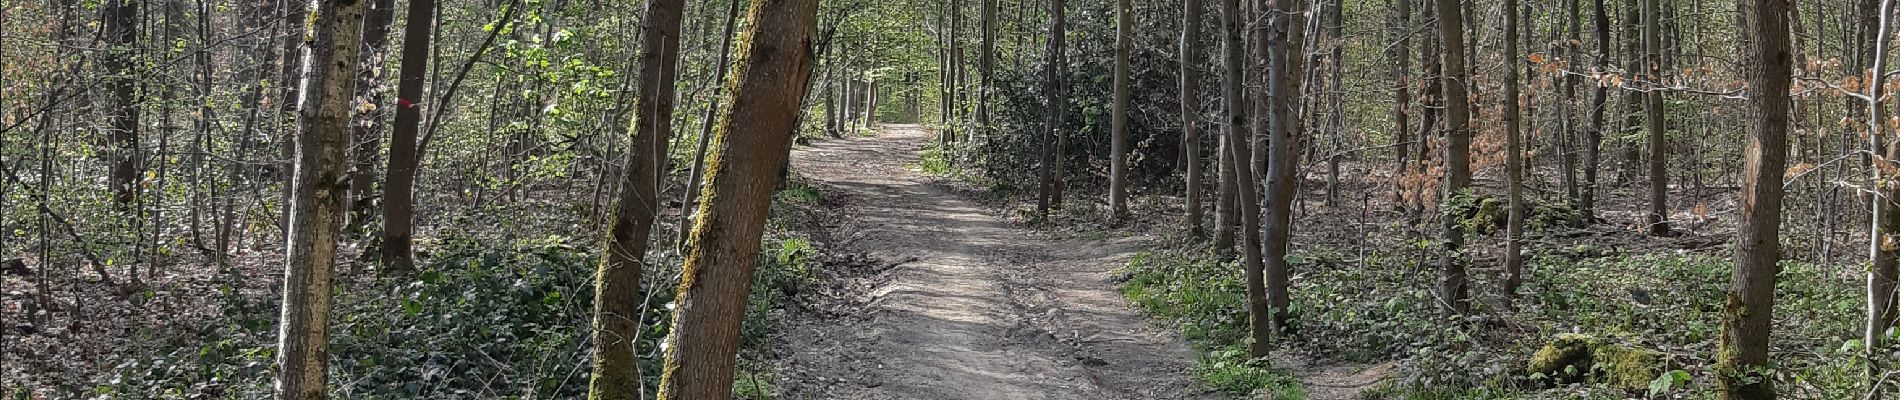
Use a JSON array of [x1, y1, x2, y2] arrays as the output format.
[[776, 125, 1214, 400], [774, 125, 1387, 400]]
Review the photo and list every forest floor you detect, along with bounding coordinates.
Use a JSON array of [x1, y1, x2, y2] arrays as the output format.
[[770, 125, 1384, 399]]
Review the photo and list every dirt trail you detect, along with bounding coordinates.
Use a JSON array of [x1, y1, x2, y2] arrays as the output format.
[[776, 125, 1216, 400]]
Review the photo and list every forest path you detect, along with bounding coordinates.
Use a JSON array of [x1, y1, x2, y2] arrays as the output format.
[[776, 125, 1217, 400]]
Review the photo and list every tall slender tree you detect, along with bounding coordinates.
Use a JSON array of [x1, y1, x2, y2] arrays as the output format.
[[1261, 0, 1304, 336], [1182, 0, 1206, 240], [103, 0, 140, 205], [979, 0, 997, 135], [1719, 0, 1793, 398], [655, 0, 819, 397], [275, 0, 368, 396], [1502, 0, 1526, 302], [1435, 0, 1472, 315], [1108, 0, 1131, 221], [1036, 0, 1066, 220], [348, 0, 399, 225], [1582, 0, 1611, 224], [1220, 0, 1270, 357], [1640, 0, 1670, 236], [588, 0, 687, 397], [1866, 0, 1900, 391], [382, 0, 440, 272]]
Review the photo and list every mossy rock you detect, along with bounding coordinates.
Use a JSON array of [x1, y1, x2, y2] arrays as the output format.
[[1528, 333, 1597, 383], [1530, 202, 1581, 229], [1526, 333, 1668, 392], [1444, 192, 1507, 236], [1591, 342, 1666, 391]]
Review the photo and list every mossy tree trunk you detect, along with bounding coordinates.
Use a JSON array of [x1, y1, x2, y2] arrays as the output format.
[[655, 0, 819, 397], [677, 0, 745, 252], [1719, 0, 1793, 398], [588, 0, 686, 398], [275, 0, 367, 396]]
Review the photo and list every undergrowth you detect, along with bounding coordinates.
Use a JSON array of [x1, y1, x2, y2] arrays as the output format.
[[1118, 247, 1306, 398], [1120, 235, 1879, 400], [77, 186, 825, 399]]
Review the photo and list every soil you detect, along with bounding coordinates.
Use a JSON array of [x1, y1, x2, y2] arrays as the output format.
[[776, 125, 1237, 400]]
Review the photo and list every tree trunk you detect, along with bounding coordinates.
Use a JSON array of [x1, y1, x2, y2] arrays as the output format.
[[1037, 0, 1066, 220], [349, 0, 398, 230], [979, 0, 997, 137], [104, 0, 140, 205], [1720, 0, 1792, 398], [1867, 0, 1900, 393], [1435, 0, 1472, 315], [1183, 0, 1205, 240], [1641, 0, 1670, 236], [381, 0, 438, 272], [1391, 0, 1411, 195], [1503, 0, 1526, 304], [275, 0, 367, 396], [1559, 0, 1583, 208], [1418, 0, 1441, 165], [678, 0, 744, 252], [1220, 0, 1271, 357], [655, 1, 819, 397], [1262, 0, 1304, 338], [1108, 0, 1132, 221], [588, 0, 686, 397], [1582, 0, 1610, 224]]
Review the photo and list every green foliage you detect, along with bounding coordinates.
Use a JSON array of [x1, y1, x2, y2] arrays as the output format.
[[94, 213, 819, 399], [1119, 248, 1302, 397], [917, 143, 953, 177], [98, 240, 598, 399], [1195, 345, 1305, 398], [1442, 190, 1504, 236]]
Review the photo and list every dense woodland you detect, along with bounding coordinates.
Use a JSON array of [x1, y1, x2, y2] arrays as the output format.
[[0, 0, 1887, 398]]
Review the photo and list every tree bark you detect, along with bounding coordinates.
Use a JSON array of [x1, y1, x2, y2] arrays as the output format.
[[1109, 0, 1132, 221], [678, 0, 745, 252], [1641, 0, 1671, 236], [348, 0, 398, 228], [1220, 0, 1271, 357], [979, 0, 997, 137], [1503, 0, 1526, 304], [1719, 0, 1792, 398], [655, 0, 818, 397], [1391, 0, 1411, 179], [1037, 0, 1066, 220], [1582, 0, 1610, 224], [104, 0, 140, 205], [588, 0, 686, 397], [1261, 0, 1304, 338], [1867, 0, 1900, 393], [275, 0, 367, 396], [1183, 0, 1205, 240], [1435, 0, 1472, 315], [381, 0, 438, 272]]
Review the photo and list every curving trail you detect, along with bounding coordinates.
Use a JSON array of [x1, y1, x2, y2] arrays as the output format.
[[776, 125, 1216, 400]]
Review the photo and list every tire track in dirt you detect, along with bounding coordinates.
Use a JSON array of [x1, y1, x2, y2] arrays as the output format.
[[775, 125, 1215, 400]]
